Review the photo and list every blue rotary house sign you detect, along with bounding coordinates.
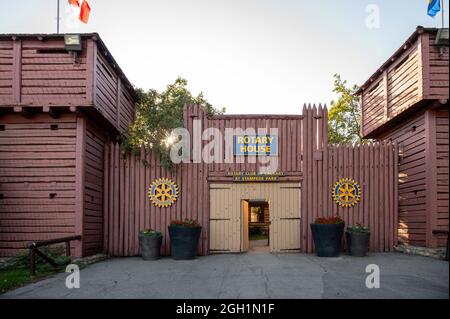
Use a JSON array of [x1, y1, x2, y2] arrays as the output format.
[[233, 134, 278, 156]]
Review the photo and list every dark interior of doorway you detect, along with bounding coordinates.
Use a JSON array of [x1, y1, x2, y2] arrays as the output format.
[[248, 200, 270, 252]]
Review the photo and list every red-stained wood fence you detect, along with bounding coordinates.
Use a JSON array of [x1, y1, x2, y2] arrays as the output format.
[[102, 105, 399, 256]]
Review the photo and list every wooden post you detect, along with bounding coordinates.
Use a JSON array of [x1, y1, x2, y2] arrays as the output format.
[[103, 141, 110, 253], [12, 38, 22, 105], [66, 241, 71, 257], [393, 142, 399, 246], [383, 70, 389, 120], [85, 39, 97, 105], [425, 110, 438, 247], [30, 248, 36, 276], [116, 78, 121, 128], [74, 117, 86, 257], [360, 92, 365, 138]]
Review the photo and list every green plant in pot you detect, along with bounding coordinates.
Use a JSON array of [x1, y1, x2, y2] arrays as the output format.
[[346, 224, 370, 257], [310, 216, 345, 257], [168, 219, 201, 260], [139, 229, 162, 260]]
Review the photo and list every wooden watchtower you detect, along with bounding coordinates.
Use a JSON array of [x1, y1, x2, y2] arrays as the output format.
[[357, 27, 449, 249], [0, 33, 137, 257]]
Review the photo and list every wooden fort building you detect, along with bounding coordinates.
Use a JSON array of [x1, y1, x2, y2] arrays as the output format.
[[357, 27, 449, 249]]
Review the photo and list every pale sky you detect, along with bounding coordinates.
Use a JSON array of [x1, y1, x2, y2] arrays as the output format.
[[0, 0, 448, 114]]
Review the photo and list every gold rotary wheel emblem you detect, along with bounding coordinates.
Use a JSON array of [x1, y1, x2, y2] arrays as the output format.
[[332, 178, 361, 208], [148, 178, 179, 208]]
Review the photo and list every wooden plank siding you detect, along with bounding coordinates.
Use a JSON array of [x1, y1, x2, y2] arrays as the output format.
[[103, 105, 398, 256], [0, 40, 14, 104], [20, 39, 89, 106], [377, 104, 449, 248], [94, 52, 118, 127], [434, 106, 449, 247], [358, 28, 449, 138], [0, 34, 136, 136], [0, 114, 108, 257], [378, 111, 427, 246], [426, 33, 450, 99], [0, 114, 78, 257], [83, 121, 106, 256]]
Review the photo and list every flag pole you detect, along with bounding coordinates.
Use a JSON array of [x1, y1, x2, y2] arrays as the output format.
[[442, 0, 445, 28], [57, 0, 60, 33]]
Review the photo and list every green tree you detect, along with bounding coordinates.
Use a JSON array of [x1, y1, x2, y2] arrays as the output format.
[[125, 77, 225, 170], [328, 74, 362, 144]]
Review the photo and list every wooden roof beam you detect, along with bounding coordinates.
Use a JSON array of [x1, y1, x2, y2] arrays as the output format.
[[13, 106, 37, 119], [43, 106, 61, 119]]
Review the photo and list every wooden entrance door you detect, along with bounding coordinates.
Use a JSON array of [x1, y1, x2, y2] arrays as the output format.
[[209, 183, 301, 253]]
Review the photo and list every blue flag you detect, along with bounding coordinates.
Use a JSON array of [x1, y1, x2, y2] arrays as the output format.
[[428, 0, 441, 17]]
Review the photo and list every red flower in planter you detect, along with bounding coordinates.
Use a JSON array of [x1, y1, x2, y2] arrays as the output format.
[[170, 219, 200, 227], [314, 216, 344, 225]]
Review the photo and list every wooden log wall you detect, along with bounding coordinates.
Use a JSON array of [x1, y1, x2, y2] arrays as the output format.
[[103, 106, 210, 256], [103, 105, 399, 256], [324, 142, 398, 251], [301, 106, 398, 252], [379, 111, 427, 246]]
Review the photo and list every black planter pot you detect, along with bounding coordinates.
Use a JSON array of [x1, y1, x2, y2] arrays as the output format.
[[346, 231, 370, 257], [139, 234, 162, 260], [168, 226, 202, 260], [310, 223, 345, 257]]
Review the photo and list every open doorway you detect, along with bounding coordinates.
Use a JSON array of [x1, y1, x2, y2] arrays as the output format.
[[247, 200, 270, 252]]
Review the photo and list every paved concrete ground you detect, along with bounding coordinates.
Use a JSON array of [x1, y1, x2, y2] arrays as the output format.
[[249, 239, 270, 252], [1, 252, 448, 299]]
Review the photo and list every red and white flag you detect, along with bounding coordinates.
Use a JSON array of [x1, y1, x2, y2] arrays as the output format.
[[68, 0, 91, 24]]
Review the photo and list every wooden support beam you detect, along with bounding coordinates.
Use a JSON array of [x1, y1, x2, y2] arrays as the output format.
[[425, 109, 438, 248], [13, 106, 36, 119], [116, 77, 121, 128], [74, 117, 86, 257], [383, 69, 389, 120], [12, 38, 22, 104], [43, 106, 60, 119]]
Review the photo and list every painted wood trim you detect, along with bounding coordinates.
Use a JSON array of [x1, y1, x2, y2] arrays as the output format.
[[12, 39, 22, 104], [116, 77, 121, 128], [85, 39, 95, 105], [386, 39, 419, 73], [103, 140, 110, 253], [393, 142, 399, 246], [74, 116, 86, 257], [92, 41, 99, 108], [420, 32, 430, 99], [383, 70, 389, 120], [360, 90, 365, 137], [417, 33, 424, 100], [424, 109, 438, 247]]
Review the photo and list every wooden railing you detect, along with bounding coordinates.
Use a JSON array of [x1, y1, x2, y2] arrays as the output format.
[[27, 235, 82, 276]]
